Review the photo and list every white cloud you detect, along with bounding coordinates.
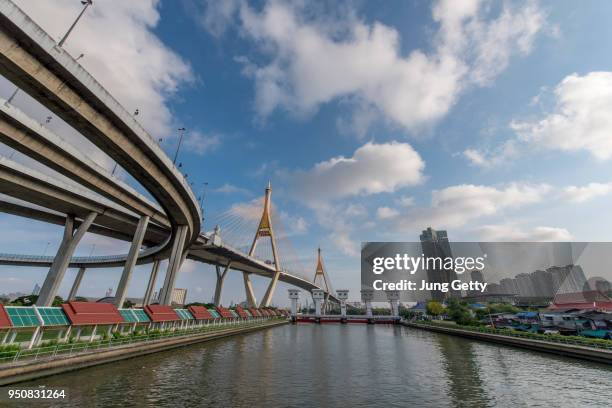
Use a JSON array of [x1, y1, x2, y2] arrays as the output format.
[[13, 0, 193, 139], [475, 224, 572, 241], [463, 139, 519, 168], [397, 196, 415, 207], [223, 0, 545, 132], [401, 183, 550, 229], [376, 206, 399, 219], [278, 211, 308, 236], [286, 141, 425, 205], [196, 0, 241, 37], [214, 183, 250, 195], [183, 131, 221, 155], [512, 72, 612, 160], [563, 182, 612, 203]]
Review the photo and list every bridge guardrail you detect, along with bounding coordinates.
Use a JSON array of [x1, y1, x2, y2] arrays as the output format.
[[0, 317, 285, 366], [410, 320, 612, 350]]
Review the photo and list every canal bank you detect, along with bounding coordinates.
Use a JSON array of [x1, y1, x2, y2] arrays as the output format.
[[6, 324, 611, 407], [403, 321, 612, 364], [0, 320, 288, 386]]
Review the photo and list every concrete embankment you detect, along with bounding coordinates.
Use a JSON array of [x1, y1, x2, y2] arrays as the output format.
[[402, 321, 612, 365], [0, 320, 288, 385]]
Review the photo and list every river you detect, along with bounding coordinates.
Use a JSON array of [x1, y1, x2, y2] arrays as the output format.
[[6, 324, 612, 407]]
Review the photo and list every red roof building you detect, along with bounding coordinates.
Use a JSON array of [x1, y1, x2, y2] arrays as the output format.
[[248, 307, 261, 317], [550, 291, 612, 312], [0, 305, 12, 328], [144, 305, 180, 322], [234, 306, 249, 318], [215, 306, 234, 319], [188, 305, 214, 320], [61, 302, 124, 325]]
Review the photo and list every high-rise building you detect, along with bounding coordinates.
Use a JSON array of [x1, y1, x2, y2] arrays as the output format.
[[468, 270, 485, 296], [515, 273, 534, 297], [31, 283, 41, 296], [549, 265, 587, 294], [530, 269, 554, 297], [420, 227, 460, 302], [170, 288, 187, 306], [470, 270, 484, 283], [500, 278, 518, 294]]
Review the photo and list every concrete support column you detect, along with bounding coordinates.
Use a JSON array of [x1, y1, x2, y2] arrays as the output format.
[[143, 260, 160, 306], [114, 216, 150, 307], [312, 289, 325, 318], [361, 289, 374, 318], [243, 272, 257, 307], [337, 289, 349, 318], [260, 271, 280, 307], [288, 289, 300, 317], [67, 266, 86, 301], [386, 290, 400, 318], [37, 212, 97, 306], [159, 225, 188, 305], [213, 261, 231, 306]]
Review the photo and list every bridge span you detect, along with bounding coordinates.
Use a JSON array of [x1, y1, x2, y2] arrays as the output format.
[[0, 0, 337, 308]]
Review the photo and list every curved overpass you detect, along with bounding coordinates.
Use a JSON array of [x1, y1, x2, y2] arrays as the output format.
[[0, 0, 337, 305]]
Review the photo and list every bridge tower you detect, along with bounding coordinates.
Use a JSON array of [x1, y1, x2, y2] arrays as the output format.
[[245, 182, 282, 307], [313, 247, 333, 312]]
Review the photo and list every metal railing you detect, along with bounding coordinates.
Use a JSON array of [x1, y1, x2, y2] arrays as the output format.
[[0, 317, 284, 366], [409, 320, 612, 350]]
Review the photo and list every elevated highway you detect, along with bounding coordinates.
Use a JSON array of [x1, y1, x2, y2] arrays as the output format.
[[0, 0, 337, 307]]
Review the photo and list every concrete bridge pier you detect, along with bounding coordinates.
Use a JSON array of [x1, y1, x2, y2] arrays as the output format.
[[336, 289, 349, 323], [288, 289, 300, 322], [243, 272, 257, 307], [37, 212, 97, 306], [312, 289, 325, 323], [213, 261, 231, 305], [67, 266, 86, 300], [114, 215, 149, 307], [143, 260, 160, 306], [159, 225, 188, 305], [386, 290, 400, 319], [260, 271, 280, 307], [361, 289, 374, 324]]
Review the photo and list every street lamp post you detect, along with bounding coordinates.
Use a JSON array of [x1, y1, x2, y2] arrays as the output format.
[[6, 1, 92, 106], [199, 182, 208, 229], [173, 127, 186, 165], [58, 0, 93, 48]]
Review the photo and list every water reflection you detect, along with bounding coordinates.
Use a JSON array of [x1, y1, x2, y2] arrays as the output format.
[[4, 324, 611, 408], [435, 334, 490, 407]]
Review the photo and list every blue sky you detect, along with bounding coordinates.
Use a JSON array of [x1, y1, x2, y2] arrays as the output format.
[[2, 0, 612, 305]]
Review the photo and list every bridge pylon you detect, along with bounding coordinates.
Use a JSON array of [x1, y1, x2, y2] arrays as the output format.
[[245, 182, 282, 307], [313, 247, 333, 312]]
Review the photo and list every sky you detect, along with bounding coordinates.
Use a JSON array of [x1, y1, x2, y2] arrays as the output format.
[[2, 0, 612, 306]]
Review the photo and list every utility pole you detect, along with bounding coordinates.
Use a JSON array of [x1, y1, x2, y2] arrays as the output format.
[[58, 0, 93, 48], [173, 127, 186, 165]]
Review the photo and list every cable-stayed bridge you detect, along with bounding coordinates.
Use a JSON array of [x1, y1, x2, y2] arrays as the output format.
[[0, 0, 336, 308]]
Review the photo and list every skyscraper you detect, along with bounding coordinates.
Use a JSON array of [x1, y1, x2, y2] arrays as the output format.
[[420, 227, 460, 302]]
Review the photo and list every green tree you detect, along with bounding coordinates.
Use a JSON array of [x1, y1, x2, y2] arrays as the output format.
[[52, 296, 64, 307], [446, 299, 478, 326], [426, 301, 445, 318], [10, 295, 37, 306]]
